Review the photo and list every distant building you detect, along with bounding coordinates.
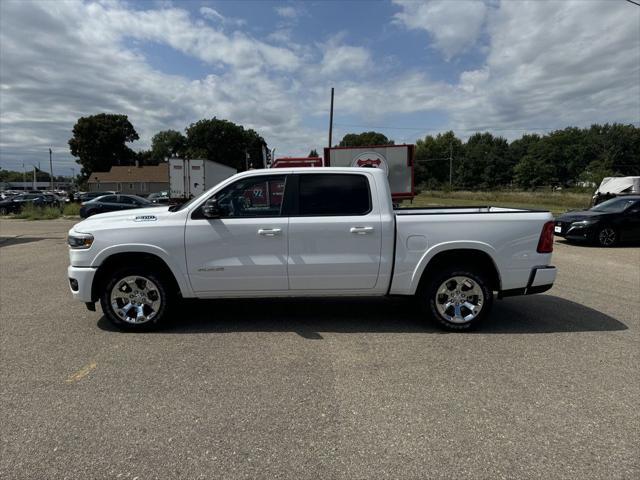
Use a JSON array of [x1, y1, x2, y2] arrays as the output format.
[[87, 164, 169, 195]]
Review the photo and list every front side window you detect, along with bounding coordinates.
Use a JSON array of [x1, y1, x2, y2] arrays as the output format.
[[298, 174, 371, 216], [99, 195, 117, 203], [212, 175, 286, 217]]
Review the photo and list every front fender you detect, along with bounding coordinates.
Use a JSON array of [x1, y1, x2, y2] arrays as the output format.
[[91, 243, 194, 298]]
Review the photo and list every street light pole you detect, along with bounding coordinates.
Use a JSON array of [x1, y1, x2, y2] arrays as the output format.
[[49, 148, 54, 191], [328, 87, 334, 149]]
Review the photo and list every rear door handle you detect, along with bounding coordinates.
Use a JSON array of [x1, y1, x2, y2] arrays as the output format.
[[350, 226, 374, 235], [258, 228, 282, 236]]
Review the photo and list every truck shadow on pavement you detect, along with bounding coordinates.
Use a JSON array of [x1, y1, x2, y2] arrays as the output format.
[[0, 235, 60, 247], [97, 294, 627, 337]]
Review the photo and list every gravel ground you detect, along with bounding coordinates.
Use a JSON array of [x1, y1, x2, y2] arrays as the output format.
[[1, 218, 638, 479]]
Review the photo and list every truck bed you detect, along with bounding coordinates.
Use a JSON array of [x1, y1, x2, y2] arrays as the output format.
[[395, 206, 549, 215], [389, 205, 554, 295]]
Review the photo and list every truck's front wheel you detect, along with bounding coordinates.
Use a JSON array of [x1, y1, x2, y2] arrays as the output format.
[[100, 268, 170, 331], [420, 267, 493, 331]]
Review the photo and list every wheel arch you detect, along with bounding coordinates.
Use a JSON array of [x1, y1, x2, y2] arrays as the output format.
[[91, 251, 187, 302], [414, 246, 501, 295]]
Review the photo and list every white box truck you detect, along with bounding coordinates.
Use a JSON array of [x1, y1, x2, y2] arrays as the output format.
[[169, 159, 236, 200]]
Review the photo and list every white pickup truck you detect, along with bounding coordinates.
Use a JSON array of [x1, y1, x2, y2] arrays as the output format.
[[68, 168, 557, 331]]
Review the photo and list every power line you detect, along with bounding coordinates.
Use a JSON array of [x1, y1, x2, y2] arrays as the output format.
[[625, 0, 640, 7]]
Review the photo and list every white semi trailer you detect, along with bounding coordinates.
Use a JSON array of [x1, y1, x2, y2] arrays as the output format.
[[169, 159, 236, 200]]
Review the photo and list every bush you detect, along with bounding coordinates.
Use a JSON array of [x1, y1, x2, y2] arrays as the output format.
[[13, 204, 62, 220], [62, 203, 81, 216]]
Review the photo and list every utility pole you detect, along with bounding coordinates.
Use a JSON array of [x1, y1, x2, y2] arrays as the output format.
[[328, 87, 334, 149], [22, 162, 26, 190], [49, 148, 54, 191], [32, 166, 36, 190], [449, 141, 453, 187]]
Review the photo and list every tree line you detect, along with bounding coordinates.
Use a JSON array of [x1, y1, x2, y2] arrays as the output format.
[[13, 113, 634, 190], [411, 125, 639, 190], [68, 113, 267, 179]]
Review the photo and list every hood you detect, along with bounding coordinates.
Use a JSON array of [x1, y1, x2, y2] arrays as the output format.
[[556, 210, 605, 222], [73, 206, 171, 232]]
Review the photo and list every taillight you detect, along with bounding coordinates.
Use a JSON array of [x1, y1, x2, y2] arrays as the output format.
[[537, 221, 555, 253]]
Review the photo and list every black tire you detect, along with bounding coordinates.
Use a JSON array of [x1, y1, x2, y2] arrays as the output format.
[[596, 226, 617, 247], [100, 267, 171, 331], [419, 266, 493, 331]]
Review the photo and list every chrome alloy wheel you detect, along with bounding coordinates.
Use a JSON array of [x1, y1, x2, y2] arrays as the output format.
[[435, 276, 485, 324], [110, 275, 162, 324], [598, 227, 616, 246]]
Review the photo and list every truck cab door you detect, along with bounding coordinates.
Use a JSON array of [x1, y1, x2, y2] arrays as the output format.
[[287, 173, 382, 291], [184, 175, 289, 294]]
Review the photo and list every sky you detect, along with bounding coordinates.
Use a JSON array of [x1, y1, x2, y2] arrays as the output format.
[[0, 0, 639, 176]]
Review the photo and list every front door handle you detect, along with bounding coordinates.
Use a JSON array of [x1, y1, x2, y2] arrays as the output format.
[[258, 228, 282, 236], [350, 226, 374, 235]]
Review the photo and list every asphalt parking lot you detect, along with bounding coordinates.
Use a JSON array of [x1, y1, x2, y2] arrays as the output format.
[[1, 218, 638, 479]]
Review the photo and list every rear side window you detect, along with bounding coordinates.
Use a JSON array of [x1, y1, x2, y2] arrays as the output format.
[[118, 196, 137, 205], [299, 174, 371, 216]]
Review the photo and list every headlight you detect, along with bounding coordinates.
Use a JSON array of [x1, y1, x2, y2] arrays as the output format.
[[570, 219, 598, 227], [68, 233, 94, 249]]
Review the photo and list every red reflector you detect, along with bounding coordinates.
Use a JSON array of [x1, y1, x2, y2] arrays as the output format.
[[537, 221, 555, 253]]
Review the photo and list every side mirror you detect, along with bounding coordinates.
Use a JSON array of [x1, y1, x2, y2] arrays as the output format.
[[202, 198, 221, 219]]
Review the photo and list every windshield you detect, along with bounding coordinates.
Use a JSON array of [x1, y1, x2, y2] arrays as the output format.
[[590, 197, 638, 213]]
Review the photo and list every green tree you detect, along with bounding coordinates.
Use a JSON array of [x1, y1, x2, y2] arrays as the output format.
[[185, 118, 266, 171], [514, 154, 556, 189], [508, 133, 541, 166], [338, 131, 394, 147], [455, 132, 510, 189], [414, 131, 463, 188], [308, 149, 319, 157], [68, 113, 139, 178], [150, 129, 186, 164]]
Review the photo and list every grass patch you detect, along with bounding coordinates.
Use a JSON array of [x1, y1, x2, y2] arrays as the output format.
[[12, 204, 63, 220], [406, 190, 592, 216], [62, 203, 81, 216]]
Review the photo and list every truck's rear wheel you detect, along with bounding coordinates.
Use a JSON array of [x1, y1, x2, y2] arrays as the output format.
[[100, 267, 170, 331], [420, 267, 493, 331]]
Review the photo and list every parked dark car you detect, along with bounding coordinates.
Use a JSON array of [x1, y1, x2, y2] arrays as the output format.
[[79, 191, 117, 203], [147, 191, 170, 204], [0, 193, 58, 214], [80, 194, 155, 218], [554, 196, 640, 247]]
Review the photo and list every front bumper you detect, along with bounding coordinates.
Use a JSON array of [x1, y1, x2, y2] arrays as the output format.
[[67, 265, 97, 303], [499, 265, 557, 298], [553, 221, 596, 241]]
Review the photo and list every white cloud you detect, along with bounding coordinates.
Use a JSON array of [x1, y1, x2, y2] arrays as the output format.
[[393, 0, 488, 60], [275, 6, 299, 19], [199, 6, 246, 27], [320, 37, 372, 77]]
